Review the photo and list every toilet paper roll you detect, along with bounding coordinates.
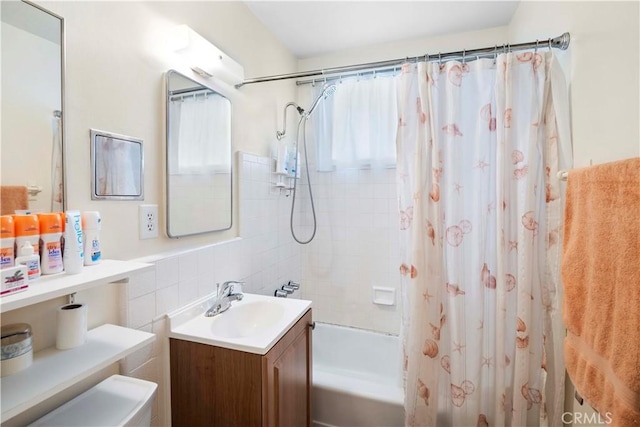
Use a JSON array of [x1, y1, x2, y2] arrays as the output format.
[[56, 303, 88, 350]]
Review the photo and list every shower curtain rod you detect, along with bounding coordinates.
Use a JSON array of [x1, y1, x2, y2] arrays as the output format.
[[235, 32, 570, 88]]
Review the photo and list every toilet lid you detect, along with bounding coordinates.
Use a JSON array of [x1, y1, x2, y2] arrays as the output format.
[[29, 375, 157, 427]]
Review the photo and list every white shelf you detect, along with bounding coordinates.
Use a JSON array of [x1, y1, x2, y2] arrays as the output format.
[[274, 172, 298, 178], [0, 324, 155, 423], [0, 259, 153, 313]]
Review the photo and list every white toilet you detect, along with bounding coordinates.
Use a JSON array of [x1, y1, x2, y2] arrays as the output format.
[[30, 375, 157, 427]]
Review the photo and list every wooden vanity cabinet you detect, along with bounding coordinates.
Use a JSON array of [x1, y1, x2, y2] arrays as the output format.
[[170, 309, 312, 427]]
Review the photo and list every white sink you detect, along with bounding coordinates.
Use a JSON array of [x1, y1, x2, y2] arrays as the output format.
[[167, 292, 311, 355], [209, 300, 285, 338]]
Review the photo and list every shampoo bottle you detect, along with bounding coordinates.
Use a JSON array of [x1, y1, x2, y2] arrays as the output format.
[[15, 242, 41, 281], [82, 211, 101, 266], [275, 140, 289, 175], [63, 211, 84, 274]]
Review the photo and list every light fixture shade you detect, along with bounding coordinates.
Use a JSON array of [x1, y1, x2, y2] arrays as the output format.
[[169, 25, 244, 86]]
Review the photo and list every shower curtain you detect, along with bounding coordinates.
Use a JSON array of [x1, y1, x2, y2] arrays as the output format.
[[397, 52, 571, 426], [169, 94, 231, 175], [51, 113, 63, 212]]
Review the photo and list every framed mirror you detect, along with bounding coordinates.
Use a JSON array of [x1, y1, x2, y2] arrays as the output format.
[[165, 70, 232, 237], [0, 1, 65, 213]]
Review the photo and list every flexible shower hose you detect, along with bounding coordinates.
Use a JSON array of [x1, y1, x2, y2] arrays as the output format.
[[289, 114, 317, 244]]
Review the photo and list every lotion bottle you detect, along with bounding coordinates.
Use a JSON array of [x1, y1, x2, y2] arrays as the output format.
[[82, 211, 101, 266], [15, 242, 41, 281], [63, 210, 84, 274]]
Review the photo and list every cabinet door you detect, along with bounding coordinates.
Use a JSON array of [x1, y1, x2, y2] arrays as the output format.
[[263, 310, 312, 427], [170, 338, 263, 427]]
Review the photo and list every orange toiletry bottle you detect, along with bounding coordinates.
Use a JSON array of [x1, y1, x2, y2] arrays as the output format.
[[38, 213, 64, 274], [13, 214, 39, 257], [0, 216, 15, 269]]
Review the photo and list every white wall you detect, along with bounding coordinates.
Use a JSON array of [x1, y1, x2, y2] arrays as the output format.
[[298, 26, 509, 71], [508, 1, 640, 169], [508, 2, 639, 425], [1, 2, 299, 425], [1, 22, 61, 212], [36, 0, 299, 260]]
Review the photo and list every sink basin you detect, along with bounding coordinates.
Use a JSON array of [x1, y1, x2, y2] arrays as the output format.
[[167, 292, 312, 355], [210, 301, 285, 338]]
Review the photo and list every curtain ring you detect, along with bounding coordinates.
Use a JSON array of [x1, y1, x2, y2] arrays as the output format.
[[548, 38, 552, 51], [502, 44, 506, 54], [438, 52, 442, 66], [535, 39, 539, 53], [462, 49, 466, 63], [312, 79, 316, 87], [507, 43, 511, 53], [339, 75, 343, 84], [493, 45, 498, 61], [373, 69, 377, 79]]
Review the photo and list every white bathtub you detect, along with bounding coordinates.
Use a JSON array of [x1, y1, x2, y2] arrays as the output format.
[[312, 323, 404, 427]]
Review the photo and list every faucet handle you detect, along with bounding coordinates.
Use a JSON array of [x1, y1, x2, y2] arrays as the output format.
[[287, 281, 300, 290], [274, 289, 288, 298], [224, 281, 245, 295], [216, 281, 238, 298]]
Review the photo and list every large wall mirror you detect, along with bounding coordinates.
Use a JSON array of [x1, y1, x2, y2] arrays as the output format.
[[165, 70, 232, 237], [1, 1, 65, 213]]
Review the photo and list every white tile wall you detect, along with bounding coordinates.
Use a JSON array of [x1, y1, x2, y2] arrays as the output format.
[[298, 166, 402, 335]]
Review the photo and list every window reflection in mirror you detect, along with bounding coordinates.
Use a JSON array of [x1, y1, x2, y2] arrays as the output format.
[[166, 70, 232, 237], [1, 1, 64, 213]]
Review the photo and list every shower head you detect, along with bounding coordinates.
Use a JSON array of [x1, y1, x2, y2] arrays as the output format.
[[306, 83, 337, 116]]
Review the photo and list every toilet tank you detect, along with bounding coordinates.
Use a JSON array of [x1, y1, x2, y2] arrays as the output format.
[[29, 375, 157, 427]]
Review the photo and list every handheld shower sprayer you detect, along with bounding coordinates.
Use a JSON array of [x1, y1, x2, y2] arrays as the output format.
[[306, 83, 337, 116], [276, 83, 336, 140], [275, 83, 337, 244]]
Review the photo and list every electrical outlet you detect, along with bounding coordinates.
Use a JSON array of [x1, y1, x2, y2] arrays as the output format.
[[139, 204, 158, 239]]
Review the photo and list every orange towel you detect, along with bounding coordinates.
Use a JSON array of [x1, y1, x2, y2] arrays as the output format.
[[0, 186, 28, 215], [562, 157, 640, 426]]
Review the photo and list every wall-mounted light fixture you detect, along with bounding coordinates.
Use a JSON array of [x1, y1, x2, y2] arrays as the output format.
[[168, 25, 244, 86]]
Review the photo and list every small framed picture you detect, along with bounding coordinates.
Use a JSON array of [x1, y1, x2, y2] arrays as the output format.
[[90, 129, 144, 200]]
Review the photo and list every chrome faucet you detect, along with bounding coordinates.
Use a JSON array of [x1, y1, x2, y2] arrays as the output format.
[[205, 281, 244, 317]]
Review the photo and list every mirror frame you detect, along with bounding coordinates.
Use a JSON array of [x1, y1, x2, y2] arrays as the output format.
[[165, 69, 233, 238], [90, 129, 145, 200], [19, 0, 67, 211]]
